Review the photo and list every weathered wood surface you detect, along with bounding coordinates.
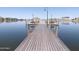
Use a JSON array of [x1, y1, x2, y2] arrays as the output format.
[[15, 24, 69, 51]]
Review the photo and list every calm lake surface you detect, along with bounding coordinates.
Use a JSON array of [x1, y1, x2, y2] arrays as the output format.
[[0, 21, 79, 51], [0, 21, 28, 51], [58, 22, 79, 51]]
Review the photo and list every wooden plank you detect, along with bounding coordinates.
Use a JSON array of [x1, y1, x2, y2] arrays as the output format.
[[15, 24, 69, 51]]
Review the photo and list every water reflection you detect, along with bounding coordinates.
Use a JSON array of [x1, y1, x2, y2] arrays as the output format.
[[58, 23, 79, 51], [0, 21, 28, 51], [49, 22, 79, 51], [72, 21, 79, 24]]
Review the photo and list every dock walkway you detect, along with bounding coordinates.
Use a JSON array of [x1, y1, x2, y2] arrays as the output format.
[[15, 24, 69, 51]]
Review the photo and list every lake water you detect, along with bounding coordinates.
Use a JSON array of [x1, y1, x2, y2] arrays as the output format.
[[0, 21, 28, 51], [0, 21, 79, 51], [58, 22, 79, 51]]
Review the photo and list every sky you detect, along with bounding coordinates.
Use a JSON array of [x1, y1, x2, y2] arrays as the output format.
[[0, 7, 79, 19]]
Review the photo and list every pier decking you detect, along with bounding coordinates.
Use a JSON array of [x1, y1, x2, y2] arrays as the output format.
[[15, 24, 69, 51]]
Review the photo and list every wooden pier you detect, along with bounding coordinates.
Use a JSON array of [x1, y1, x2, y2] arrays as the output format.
[[15, 24, 69, 51]]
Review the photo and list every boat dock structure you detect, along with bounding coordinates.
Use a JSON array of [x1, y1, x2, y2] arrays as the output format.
[[15, 20, 69, 51]]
